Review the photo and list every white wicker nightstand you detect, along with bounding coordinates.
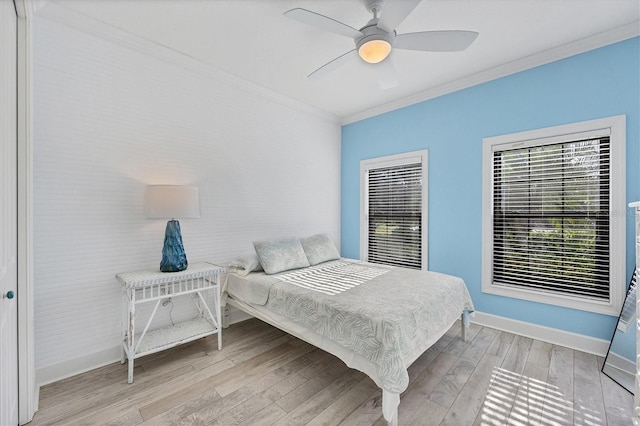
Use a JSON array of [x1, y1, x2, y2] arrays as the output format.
[[116, 262, 225, 383]]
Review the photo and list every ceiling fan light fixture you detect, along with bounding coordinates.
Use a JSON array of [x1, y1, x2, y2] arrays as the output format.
[[358, 38, 391, 63]]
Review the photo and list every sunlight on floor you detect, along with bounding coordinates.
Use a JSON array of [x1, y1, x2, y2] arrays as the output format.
[[476, 367, 605, 426]]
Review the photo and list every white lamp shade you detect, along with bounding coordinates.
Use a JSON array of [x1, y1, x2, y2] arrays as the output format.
[[145, 185, 200, 219]]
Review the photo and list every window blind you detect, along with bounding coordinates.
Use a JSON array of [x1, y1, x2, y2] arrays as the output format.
[[492, 137, 611, 301], [367, 163, 422, 269]]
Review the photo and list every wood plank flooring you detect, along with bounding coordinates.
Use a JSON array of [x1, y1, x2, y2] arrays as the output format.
[[30, 318, 634, 425]]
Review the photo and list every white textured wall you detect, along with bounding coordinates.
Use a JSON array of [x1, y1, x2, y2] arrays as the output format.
[[32, 6, 341, 384]]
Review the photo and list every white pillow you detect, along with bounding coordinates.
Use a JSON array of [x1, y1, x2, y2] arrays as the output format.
[[253, 237, 310, 275], [300, 233, 340, 266], [227, 252, 264, 276]]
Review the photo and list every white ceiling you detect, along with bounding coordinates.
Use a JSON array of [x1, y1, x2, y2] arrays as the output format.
[[41, 0, 639, 122]]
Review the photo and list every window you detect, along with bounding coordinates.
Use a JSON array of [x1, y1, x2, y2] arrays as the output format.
[[482, 116, 626, 315], [360, 150, 428, 270]]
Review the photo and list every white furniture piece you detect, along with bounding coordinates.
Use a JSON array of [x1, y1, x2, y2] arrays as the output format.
[[116, 262, 224, 383], [630, 201, 640, 425]]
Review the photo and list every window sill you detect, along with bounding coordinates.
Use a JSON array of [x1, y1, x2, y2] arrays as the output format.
[[482, 282, 619, 316]]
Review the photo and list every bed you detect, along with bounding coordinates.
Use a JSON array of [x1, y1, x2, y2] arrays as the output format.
[[222, 235, 474, 425]]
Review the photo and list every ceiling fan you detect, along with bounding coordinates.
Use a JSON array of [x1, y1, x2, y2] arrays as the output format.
[[284, 0, 478, 89]]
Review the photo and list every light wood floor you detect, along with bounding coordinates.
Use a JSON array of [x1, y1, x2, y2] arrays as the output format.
[[30, 318, 634, 425]]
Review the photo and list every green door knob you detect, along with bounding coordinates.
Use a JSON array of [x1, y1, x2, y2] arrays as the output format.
[[4, 290, 14, 299]]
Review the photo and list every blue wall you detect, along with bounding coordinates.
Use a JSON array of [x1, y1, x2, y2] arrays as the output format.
[[341, 37, 640, 340]]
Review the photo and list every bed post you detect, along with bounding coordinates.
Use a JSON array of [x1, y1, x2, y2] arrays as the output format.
[[222, 305, 230, 328], [388, 414, 398, 426], [461, 313, 467, 342], [382, 390, 400, 426]]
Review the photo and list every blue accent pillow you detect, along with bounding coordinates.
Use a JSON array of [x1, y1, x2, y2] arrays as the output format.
[[253, 238, 310, 275]]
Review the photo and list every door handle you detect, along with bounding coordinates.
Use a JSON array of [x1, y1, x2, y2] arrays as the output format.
[[3, 290, 14, 299]]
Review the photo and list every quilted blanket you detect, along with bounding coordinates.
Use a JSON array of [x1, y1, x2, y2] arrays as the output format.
[[236, 259, 474, 393]]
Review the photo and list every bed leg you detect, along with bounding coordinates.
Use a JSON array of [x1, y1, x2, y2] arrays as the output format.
[[222, 305, 230, 329], [461, 313, 467, 342], [388, 414, 398, 426], [382, 390, 400, 426]]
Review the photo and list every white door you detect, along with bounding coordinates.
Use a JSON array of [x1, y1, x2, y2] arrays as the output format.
[[0, 0, 19, 424]]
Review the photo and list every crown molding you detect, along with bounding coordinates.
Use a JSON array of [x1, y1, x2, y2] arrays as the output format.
[[34, 2, 341, 125], [29, 3, 640, 127], [342, 21, 640, 125]]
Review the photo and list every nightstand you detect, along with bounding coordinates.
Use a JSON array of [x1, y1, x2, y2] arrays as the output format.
[[116, 262, 224, 383]]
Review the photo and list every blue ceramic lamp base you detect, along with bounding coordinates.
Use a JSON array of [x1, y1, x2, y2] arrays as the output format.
[[160, 220, 188, 272]]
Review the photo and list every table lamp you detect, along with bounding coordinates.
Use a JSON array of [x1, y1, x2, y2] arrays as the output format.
[[145, 185, 200, 272]]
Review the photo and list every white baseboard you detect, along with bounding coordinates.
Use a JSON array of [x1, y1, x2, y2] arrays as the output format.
[[36, 308, 254, 389], [36, 345, 122, 387], [35, 309, 611, 390], [604, 351, 636, 375], [471, 311, 611, 356]]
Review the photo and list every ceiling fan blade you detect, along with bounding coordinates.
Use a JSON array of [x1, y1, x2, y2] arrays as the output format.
[[377, 58, 399, 90], [308, 49, 358, 80], [284, 8, 363, 39], [395, 30, 479, 52], [376, 0, 422, 33]]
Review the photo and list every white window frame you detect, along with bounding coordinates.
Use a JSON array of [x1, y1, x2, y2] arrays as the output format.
[[482, 115, 626, 316], [360, 150, 428, 270]]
